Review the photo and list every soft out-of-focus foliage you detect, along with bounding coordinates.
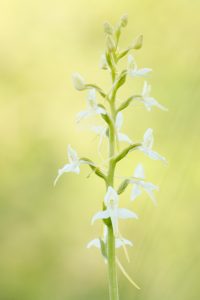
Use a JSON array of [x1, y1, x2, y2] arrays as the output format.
[[0, 0, 199, 299]]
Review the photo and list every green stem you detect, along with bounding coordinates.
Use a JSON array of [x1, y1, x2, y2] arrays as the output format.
[[106, 96, 119, 300], [107, 225, 119, 300]]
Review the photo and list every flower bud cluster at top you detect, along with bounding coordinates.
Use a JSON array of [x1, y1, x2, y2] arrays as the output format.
[[55, 14, 167, 258]]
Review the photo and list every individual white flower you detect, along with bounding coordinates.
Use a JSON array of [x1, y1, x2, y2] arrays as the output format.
[[91, 125, 107, 154], [87, 226, 133, 249], [91, 186, 138, 236], [140, 81, 168, 111], [128, 55, 152, 77], [72, 73, 86, 90], [138, 128, 167, 163], [130, 164, 159, 205], [76, 89, 106, 122], [54, 145, 86, 185], [115, 112, 133, 144]]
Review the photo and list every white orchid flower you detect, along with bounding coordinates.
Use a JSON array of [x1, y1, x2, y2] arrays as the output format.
[[91, 186, 138, 236], [115, 112, 133, 144], [128, 55, 152, 77], [140, 81, 168, 111], [91, 125, 107, 154], [54, 145, 86, 185], [87, 226, 133, 249], [130, 164, 159, 205], [76, 89, 106, 122], [138, 128, 167, 163]]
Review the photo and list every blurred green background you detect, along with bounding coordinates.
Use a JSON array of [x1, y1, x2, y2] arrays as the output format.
[[0, 0, 200, 299]]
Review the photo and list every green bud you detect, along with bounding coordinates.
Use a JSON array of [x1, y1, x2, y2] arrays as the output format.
[[120, 14, 128, 27], [99, 54, 108, 70], [72, 73, 86, 90], [100, 239, 107, 259], [117, 179, 130, 195], [106, 35, 116, 52], [131, 34, 143, 50], [104, 22, 113, 35]]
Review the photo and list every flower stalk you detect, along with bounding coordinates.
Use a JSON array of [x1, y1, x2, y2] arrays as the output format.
[[55, 14, 167, 300]]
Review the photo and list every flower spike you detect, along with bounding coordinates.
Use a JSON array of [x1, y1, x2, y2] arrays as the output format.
[[55, 14, 167, 297]]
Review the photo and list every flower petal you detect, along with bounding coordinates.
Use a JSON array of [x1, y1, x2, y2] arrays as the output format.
[[88, 88, 96, 102], [143, 128, 154, 149], [145, 188, 157, 206], [87, 239, 101, 249], [67, 145, 79, 163], [115, 112, 123, 131], [130, 68, 152, 77], [134, 163, 145, 179], [91, 210, 110, 224], [117, 208, 138, 219], [116, 238, 133, 248], [143, 97, 168, 112], [142, 81, 150, 95], [117, 133, 133, 144], [147, 149, 167, 162], [104, 186, 118, 207], [54, 163, 80, 185], [95, 106, 107, 115], [76, 110, 91, 122], [131, 184, 142, 201]]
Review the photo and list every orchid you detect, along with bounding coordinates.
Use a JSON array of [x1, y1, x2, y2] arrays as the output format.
[[115, 112, 133, 144], [128, 55, 152, 77], [76, 88, 106, 122], [138, 128, 167, 162], [140, 81, 168, 111], [87, 236, 133, 249], [87, 226, 133, 250], [54, 145, 85, 185], [92, 186, 138, 237], [55, 15, 167, 299], [130, 163, 159, 205], [91, 125, 107, 154]]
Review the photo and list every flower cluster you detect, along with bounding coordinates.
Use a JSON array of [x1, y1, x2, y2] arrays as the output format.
[[55, 14, 167, 293]]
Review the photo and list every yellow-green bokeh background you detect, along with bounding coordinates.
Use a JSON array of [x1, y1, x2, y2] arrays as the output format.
[[0, 0, 200, 299]]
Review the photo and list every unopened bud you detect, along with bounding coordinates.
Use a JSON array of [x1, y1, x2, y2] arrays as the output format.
[[72, 73, 86, 91], [117, 179, 130, 195], [106, 35, 116, 52], [131, 34, 143, 50], [103, 22, 113, 35], [120, 14, 128, 27], [99, 54, 108, 70], [127, 55, 135, 70]]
